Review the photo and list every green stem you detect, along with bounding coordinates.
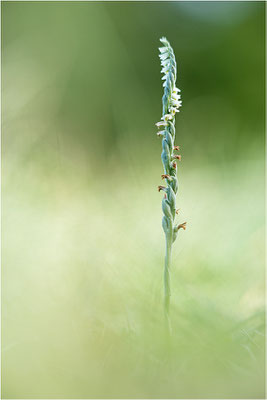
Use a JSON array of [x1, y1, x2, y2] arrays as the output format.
[[164, 234, 172, 317]]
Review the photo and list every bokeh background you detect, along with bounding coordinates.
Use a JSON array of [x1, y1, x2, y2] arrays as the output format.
[[2, 1, 265, 398]]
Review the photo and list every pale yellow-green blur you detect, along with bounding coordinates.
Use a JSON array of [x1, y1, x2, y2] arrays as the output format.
[[2, 2, 265, 398]]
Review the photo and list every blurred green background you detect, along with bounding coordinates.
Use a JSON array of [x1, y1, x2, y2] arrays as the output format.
[[2, 1, 265, 399]]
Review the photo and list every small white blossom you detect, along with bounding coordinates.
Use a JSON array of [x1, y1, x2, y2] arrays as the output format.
[[159, 46, 168, 54], [171, 99, 182, 108], [162, 114, 173, 121], [159, 52, 169, 61], [155, 121, 168, 128], [169, 107, 179, 115], [171, 93, 181, 101], [161, 59, 170, 67], [161, 66, 169, 74]]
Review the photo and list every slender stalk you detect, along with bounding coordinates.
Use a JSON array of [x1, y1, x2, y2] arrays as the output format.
[[164, 235, 172, 316], [156, 37, 186, 319]]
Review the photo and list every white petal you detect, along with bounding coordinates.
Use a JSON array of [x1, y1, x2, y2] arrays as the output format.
[[155, 121, 167, 127], [161, 59, 170, 67], [159, 46, 168, 54], [161, 67, 169, 74], [160, 37, 169, 47], [162, 114, 173, 121], [159, 53, 169, 61]]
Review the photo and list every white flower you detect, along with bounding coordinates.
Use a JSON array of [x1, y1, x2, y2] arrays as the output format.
[[160, 37, 169, 47], [169, 107, 179, 115], [161, 66, 169, 74], [171, 99, 182, 108], [155, 121, 168, 128], [159, 52, 169, 61], [159, 46, 168, 54], [160, 59, 170, 67], [171, 93, 181, 101], [162, 114, 173, 121]]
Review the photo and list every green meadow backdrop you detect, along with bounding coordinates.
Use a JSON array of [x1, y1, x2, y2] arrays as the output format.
[[2, 1, 265, 398]]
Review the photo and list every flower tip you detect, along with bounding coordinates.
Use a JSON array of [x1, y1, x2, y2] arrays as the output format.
[[159, 37, 170, 48], [178, 222, 187, 231], [161, 174, 171, 180], [160, 36, 167, 43]]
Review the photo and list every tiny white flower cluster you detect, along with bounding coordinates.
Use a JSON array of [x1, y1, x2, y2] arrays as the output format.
[[159, 37, 182, 120]]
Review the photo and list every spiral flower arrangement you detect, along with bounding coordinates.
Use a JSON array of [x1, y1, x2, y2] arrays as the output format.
[[156, 37, 186, 318]]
